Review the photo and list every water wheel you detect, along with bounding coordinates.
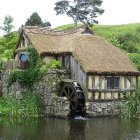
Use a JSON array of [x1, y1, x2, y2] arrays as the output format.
[[60, 79, 85, 116]]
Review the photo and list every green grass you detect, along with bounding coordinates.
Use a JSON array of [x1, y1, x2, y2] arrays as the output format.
[[0, 91, 42, 118], [93, 23, 140, 39], [120, 87, 140, 119], [56, 23, 83, 30]]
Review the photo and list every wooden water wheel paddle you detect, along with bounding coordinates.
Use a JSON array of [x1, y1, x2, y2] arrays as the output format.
[[60, 79, 85, 116]]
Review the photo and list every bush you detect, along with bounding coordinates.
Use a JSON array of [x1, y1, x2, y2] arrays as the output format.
[[46, 60, 62, 69], [128, 53, 140, 71], [110, 32, 139, 53]]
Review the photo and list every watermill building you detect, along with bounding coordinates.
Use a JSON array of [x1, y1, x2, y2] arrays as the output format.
[[15, 25, 140, 116]]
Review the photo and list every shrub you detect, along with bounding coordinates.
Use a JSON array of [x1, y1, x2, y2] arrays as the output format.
[[46, 60, 62, 69], [128, 53, 140, 71], [110, 33, 139, 53]]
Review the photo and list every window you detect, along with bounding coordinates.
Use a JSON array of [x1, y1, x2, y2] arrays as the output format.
[[19, 53, 29, 69], [107, 76, 119, 89]]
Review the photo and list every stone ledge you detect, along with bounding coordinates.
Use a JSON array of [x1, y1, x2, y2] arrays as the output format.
[[86, 101, 122, 117]]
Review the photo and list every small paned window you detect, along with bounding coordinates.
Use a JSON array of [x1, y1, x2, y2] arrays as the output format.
[[107, 77, 119, 89]]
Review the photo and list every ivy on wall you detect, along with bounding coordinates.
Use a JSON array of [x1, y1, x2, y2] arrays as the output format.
[[8, 46, 62, 87]]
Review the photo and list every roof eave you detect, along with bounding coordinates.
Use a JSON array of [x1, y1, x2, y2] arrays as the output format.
[[86, 71, 140, 76], [40, 51, 72, 58]]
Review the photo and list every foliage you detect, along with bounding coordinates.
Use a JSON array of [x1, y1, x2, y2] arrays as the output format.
[[0, 32, 18, 60], [128, 53, 140, 71], [0, 91, 42, 118], [0, 15, 14, 35], [120, 87, 140, 119], [110, 35, 124, 50], [46, 60, 62, 69], [8, 47, 43, 86], [0, 15, 18, 61], [8, 47, 62, 86], [54, 0, 104, 26], [110, 33, 139, 53], [25, 12, 51, 27]]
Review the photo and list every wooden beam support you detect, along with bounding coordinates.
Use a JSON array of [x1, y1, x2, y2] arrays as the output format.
[[95, 76, 105, 89], [88, 99, 121, 102], [126, 76, 136, 88], [88, 88, 135, 93]]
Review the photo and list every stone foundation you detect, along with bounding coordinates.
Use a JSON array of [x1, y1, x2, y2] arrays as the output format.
[[44, 96, 70, 118], [86, 101, 122, 117], [1, 69, 123, 118]]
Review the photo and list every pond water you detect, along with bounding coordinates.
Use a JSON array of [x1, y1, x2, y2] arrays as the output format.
[[0, 117, 140, 140]]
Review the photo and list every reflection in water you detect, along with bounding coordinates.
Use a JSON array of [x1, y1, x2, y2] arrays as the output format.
[[0, 117, 140, 140], [68, 119, 86, 140]]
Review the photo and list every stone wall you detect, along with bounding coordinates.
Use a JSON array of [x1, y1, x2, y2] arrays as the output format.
[[86, 101, 122, 117], [1, 69, 123, 118], [1, 69, 71, 118], [43, 96, 70, 118]]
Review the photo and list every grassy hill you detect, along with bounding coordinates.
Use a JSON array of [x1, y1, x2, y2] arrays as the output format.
[[57, 23, 140, 70]]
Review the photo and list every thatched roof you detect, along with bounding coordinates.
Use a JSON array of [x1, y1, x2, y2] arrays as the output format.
[[18, 25, 139, 75]]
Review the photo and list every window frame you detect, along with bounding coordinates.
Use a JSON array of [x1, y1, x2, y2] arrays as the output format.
[[106, 76, 120, 89]]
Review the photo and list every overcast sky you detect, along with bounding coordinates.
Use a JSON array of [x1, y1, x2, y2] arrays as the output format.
[[0, 0, 140, 35]]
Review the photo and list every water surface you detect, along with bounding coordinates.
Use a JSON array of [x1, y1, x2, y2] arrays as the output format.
[[0, 117, 140, 140]]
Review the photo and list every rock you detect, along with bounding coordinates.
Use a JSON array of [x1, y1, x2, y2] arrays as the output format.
[[16, 91, 23, 100]]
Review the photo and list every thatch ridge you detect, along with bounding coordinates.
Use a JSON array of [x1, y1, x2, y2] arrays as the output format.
[[22, 25, 90, 36], [19, 26, 139, 75]]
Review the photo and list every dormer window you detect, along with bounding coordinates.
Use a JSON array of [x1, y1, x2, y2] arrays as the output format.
[[82, 25, 93, 35]]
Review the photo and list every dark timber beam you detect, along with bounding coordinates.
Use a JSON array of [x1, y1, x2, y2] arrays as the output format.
[[88, 88, 135, 93]]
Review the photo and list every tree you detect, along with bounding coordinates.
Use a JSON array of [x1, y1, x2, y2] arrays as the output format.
[[0, 32, 18, 60], [54, 0, 104, 27], [25, 12, 51, 27], [42, 21, 51, 27], [0, 15, 14, 35], [0, 15, 18, 60]]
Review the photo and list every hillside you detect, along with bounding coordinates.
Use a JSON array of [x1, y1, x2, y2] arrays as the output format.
[[57, 23, 140, 70]]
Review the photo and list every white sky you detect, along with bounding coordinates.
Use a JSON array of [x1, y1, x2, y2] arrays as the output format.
[[0, 0, 140, 35]]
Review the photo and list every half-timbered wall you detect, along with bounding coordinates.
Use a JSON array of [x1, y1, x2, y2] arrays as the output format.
[[88, 75, 137, 101], [70, 56, 87, 90]]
